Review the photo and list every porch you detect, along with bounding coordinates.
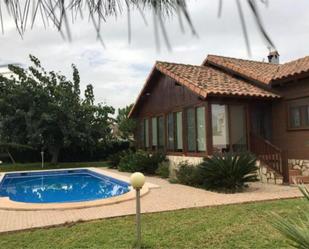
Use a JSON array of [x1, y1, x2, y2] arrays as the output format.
[[137, 98, 291, 184]]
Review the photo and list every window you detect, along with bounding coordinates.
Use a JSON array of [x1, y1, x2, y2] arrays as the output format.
[[187, 108, 196, 152], [288, 97, 309, 129], [140, 119, 145, 148], [290, 107, 301, 128], [139, 119, 149, 148], [167, 111, 183, 151], [144, 119, 149, 148], [167, 113, 174, 150], [306, 106, 309, 126], [176, 112, 183, 150], [158, 116, 165, 147], [212, 104, 229, 153], [197, 107, 206, 151], [187, 107, 206, 152], [151, 117, 157, 147]]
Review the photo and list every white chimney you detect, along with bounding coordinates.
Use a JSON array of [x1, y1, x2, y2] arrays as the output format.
[[268, 50, 280, 64]]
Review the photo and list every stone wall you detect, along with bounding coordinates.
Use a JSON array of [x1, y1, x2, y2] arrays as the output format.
[[256, 160, 283, 185], [166, 155, 203, 178], [289, 159, 309, 176], [167, 155, 284, 185]]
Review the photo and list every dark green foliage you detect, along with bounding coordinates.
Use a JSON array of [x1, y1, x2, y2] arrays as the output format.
[[175, 162, 204, 186], [107, 149, 133, 169], [199, 153, 258, 193], [118, 150, 166, 174], [0, 55, 115, 163], [155, 161, 170, 178], [116, 104, 136, 141]]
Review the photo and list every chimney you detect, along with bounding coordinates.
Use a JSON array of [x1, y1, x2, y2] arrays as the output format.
[[267, 50, 280, 64]]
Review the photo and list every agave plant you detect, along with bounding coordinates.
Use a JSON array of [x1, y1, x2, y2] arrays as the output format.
[[198, 153, 258, 193], [273, 185, 309, 249]]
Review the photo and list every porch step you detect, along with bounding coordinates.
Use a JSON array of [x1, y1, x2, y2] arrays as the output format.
[[289, 175, 309, 184]]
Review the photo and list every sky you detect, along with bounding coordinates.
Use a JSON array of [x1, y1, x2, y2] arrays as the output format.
[[1, 0, 309, 111]]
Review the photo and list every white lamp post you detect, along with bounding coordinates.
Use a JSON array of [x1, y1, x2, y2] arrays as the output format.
[[130, 172, 146, 249]]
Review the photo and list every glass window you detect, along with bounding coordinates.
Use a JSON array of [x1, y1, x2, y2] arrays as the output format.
[[158, 116, 165, 147], [176, 112, 183, 150], [196, 107, 206, 151], [306, 107, 309, 126], [152, 117, 157, 146], [144, 119, 149, 148], [167, 113, 174, 150], [230, 105, 247, 152], [288, 97, 309, 129], [187, 108, 196, 152], [290, 107, 301, 128], [140, 120, 145, 148], [212, 104, 229, 153]]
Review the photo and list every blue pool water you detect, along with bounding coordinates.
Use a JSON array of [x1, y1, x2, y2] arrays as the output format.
[[0, 169, 130, 203]]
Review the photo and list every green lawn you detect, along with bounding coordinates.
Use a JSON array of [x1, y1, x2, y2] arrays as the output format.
[[0, 161, 109, 172], [0, 198, 304, 249]]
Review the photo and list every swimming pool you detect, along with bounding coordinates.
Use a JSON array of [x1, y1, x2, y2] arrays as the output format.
[[0, 169, 130, 203]]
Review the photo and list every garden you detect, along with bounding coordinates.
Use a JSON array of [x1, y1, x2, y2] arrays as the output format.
[[0, 56, 308, 249]]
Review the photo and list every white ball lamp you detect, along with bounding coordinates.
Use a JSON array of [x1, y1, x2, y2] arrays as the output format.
[[130, 172, 146, 249]]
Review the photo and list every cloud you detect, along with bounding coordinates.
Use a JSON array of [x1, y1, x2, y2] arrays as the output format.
[[1, 0, 309, 111]]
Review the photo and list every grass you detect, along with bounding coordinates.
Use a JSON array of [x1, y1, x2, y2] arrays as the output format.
[[0, 161, 109, 172], [0, 198, 305, 249]]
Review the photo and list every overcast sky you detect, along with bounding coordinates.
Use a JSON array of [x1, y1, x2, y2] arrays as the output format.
[[1, 0, 309, 111]]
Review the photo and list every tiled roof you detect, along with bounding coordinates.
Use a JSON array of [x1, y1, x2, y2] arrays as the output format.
[[205, 55, 280, 84], [155, 61, 280, 99], [205, 54, 309, 84], [273, 56, 309, 80]]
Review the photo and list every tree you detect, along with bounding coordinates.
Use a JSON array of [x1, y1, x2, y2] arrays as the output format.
[[116, 104, 136, 141], [0, 55, 114, 163]]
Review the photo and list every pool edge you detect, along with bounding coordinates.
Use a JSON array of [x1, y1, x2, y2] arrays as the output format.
[[0, 167, 156, 211]]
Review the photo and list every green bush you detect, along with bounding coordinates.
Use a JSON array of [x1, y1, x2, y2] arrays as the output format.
[[107, 149, 131, 168], [199, 153, 258, 193], [155, 161, 170, 178], [175, 162, 204, 186], [118, 150, 166, 174]]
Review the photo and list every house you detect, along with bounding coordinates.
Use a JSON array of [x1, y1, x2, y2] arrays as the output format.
[[129, 51, 309, 184]]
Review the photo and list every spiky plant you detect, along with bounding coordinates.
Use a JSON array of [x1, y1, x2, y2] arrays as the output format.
[[273, 185, 309, 249], [198, 153, 258, 193]]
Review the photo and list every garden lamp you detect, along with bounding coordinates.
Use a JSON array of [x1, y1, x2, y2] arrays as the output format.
[[130, 172, 145, 249]]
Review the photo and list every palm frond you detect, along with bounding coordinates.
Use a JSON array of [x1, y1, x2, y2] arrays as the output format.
[[0, 0, 275, 52]]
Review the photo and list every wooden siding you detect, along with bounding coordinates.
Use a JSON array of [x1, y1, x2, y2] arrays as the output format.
[[133, 71, 204, 117], [272, 78, 309, 159]]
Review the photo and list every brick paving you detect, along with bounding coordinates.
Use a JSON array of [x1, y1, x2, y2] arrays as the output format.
[[0, 168, 303, 233]]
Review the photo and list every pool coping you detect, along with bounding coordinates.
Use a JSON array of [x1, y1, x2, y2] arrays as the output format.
[[0, 167, 159, 211]]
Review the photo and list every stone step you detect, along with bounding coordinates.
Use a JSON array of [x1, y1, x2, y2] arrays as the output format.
[[289, 169, 302, 176], [289, 175, 309, 184]]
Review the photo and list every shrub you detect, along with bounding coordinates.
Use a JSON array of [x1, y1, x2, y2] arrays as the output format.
[[175, 162, 204, 186], [118, 150, 166, 174], [107, 149, 132, 168], [156, 161, 170, 178], [198, 153, 258, 193], [273, 185, 309, 249]]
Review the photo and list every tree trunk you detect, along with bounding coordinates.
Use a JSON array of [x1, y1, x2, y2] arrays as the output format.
[[6, 150, 16, 164], [50, 147, 60, 164]]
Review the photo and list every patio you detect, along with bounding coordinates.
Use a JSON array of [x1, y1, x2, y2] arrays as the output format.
[[0, 168, 303, 233]]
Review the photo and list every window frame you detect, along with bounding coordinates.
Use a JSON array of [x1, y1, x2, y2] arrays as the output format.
[[186, 105, 207, 154], [287, 97, 309, 131]]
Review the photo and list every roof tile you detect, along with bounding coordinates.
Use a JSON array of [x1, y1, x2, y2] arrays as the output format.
[[155, 61, 280, 99]]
